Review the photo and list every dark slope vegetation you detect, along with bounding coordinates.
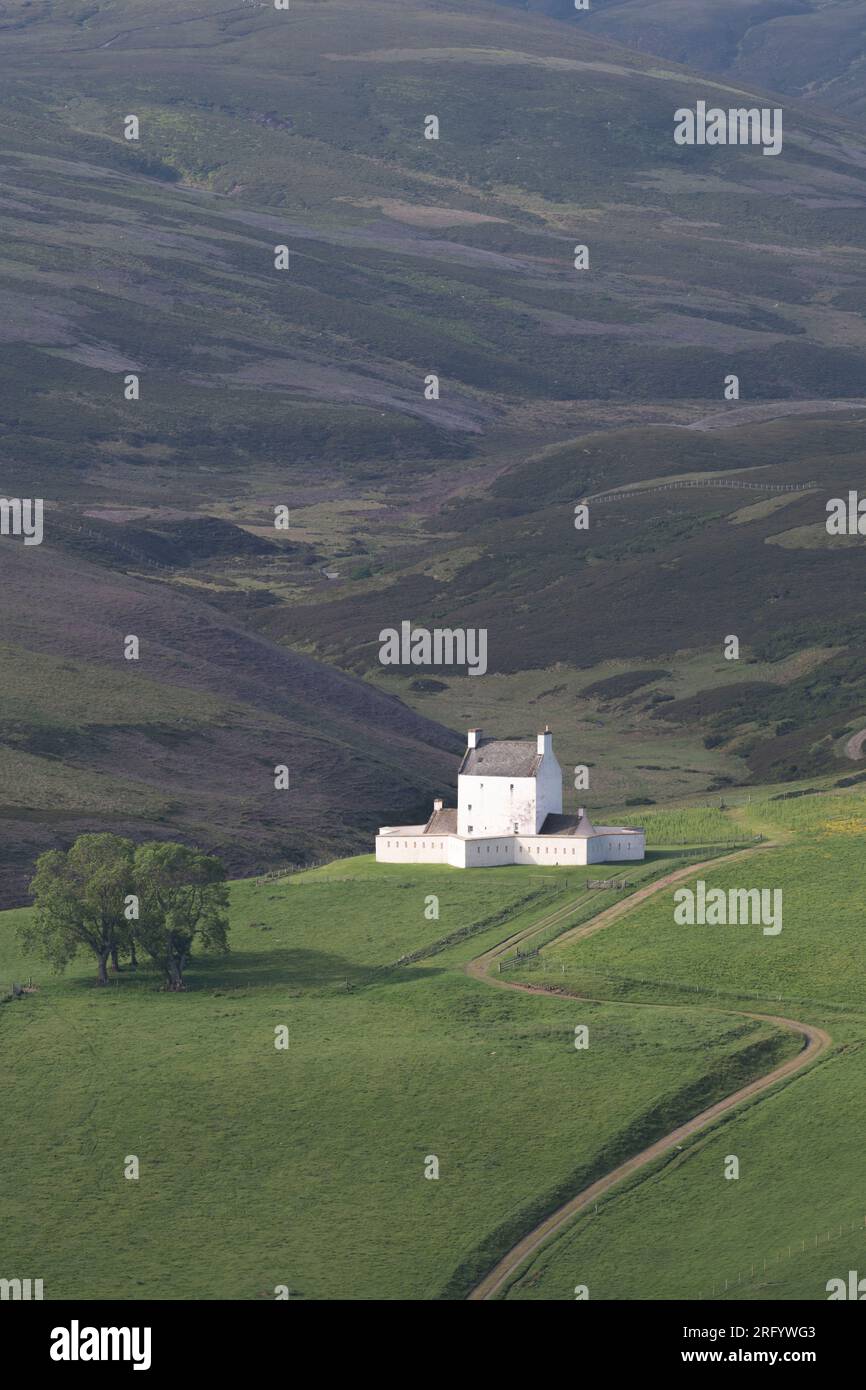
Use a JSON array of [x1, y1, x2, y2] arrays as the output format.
[[259, 408, 866, 785], [3, 0, 866, 885], [0, 538, 462, 906], [2, 0, 866, 515], [262, 412, 866, 675], [547, 0, 866, 125]]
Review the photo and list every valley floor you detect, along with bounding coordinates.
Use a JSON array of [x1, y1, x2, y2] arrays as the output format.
[[1, 787, 861, 1299]]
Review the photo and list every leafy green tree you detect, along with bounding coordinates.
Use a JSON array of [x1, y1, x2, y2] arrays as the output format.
[[23, 834, 135, 985], [133, 842, 229, 990]]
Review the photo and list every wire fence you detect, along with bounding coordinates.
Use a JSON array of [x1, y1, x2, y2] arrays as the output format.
[[590, 480, 815, 504], [254, 859, 334, 884], [699, 1217, 866, 1299]]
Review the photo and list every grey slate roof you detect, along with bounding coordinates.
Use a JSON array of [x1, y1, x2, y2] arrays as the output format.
[[424, 807, 458, 834], [459, 738, 541, 778], [540, 813, 643, 837], [539, 812, 596, 838]]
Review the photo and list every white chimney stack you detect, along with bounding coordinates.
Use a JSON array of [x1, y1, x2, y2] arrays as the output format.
[[537, 726, 552, 756], [467, 728, 482, 748], [433, 798, 444, 811]]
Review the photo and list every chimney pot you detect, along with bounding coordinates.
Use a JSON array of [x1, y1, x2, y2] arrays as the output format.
[[467, 728, 482, 748]]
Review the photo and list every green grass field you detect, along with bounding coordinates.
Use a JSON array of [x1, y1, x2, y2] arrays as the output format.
[[499, 791, 866, 1299], [0, 847, 798, 1301]]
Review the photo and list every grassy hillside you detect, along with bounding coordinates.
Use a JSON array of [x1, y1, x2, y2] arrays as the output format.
[[499, 786, 866, 1299], [260, 410, 866, 794], [573, 0, 866, 123], [0, 539, 463, 907], [4, 0, 866, 888], [0, 849, 797, 1300]]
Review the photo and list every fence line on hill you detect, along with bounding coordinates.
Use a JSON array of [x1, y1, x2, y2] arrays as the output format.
[[56, 519, 175, 571], [255, 858, 335, 884], [655, 837, 764, 855], [589, 479, 816, 504], [697, 1216, 866, 1300]]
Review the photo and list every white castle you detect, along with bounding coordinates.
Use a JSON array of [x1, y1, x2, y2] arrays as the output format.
[[376, 728, 645, 868]]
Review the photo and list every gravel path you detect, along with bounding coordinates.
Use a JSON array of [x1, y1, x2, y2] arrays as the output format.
[[465, 849, 832, 1300]]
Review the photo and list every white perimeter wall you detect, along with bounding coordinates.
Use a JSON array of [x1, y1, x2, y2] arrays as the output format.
[[376, 834, 455, 864], [513, 835, 588, 865], [587, 833, 646, 862], [376, 831, 645, 867]]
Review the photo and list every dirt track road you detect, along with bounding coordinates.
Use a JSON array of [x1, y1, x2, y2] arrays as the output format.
[[844, 727, 866, 760], [465, 850, 832, 1301]]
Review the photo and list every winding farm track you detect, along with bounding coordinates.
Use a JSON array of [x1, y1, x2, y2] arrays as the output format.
[[844, 726, 866, 761], [465, 850, 832, 1301]]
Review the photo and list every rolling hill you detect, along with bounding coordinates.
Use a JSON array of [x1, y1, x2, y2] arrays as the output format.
[[0, 535, 462, 905], [3, 0, 866, 895], [500, 783, 866, 1300], [0, 841, 802, 1299], [2, 784, 862, 1300], [544, 0, 866, 124], [3, 0, 865, 1315]]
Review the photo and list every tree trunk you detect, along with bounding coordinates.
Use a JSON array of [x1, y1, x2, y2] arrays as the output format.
[[97, 952, 109, 985], [165, 956, 185, 991], [110, 945, 120, 972], [129, 940, 138, 971]]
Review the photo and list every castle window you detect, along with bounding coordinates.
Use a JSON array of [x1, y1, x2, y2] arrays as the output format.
[[468, 825, 473, 833]]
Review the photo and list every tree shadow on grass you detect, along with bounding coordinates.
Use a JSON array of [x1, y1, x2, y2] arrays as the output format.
[[70, 946, 445, 992], [201, 946, 446, 991]]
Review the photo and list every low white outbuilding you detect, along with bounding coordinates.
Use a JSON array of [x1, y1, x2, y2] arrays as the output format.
[[376, 728, 645, 868]]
